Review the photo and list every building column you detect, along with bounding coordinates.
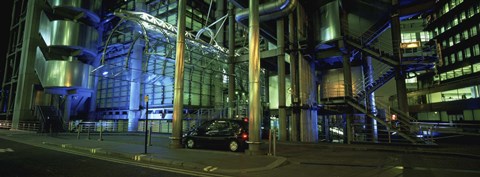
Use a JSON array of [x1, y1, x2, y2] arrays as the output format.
[[299, 56, 318, 142], [391, 0, 409, 113], [128, 0, 147, 132], [277, 18, 287, 141], [171, 0, 186, 149], [228, 3, 236, 118], [215, 0, 225, 47], [341, 9, 353, 144], [246, 0, 262, 155], [365, 56, 378, 142], [12, 0, 42, 129], [289, 12, 300, 142], [63, 95, 72, 124]]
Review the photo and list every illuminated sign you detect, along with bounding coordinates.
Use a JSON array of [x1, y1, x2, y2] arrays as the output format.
[[400, 41, 421, 49]]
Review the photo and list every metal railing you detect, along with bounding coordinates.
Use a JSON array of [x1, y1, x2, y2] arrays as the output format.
[[0, 120, 41, 132]]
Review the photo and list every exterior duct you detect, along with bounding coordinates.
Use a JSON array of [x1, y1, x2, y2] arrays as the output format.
[[48, 0, 101, 23], [35, 48, 94, 89], [230, 0, 298, 24], [39, 12, 98, 58]]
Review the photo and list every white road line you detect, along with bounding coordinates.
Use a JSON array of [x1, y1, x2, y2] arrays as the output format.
[[5, 139, 231, 177]]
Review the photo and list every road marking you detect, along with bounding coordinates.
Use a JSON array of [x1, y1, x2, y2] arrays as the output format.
[[134, 154, 146, 161], [203, 166, 218, 172], [1, 138, 231, 177], [0, 148, 14, 153]]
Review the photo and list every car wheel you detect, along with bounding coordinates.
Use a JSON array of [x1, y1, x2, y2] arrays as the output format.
[[228, 140, 240, 152], [186, 138, 196, 149]]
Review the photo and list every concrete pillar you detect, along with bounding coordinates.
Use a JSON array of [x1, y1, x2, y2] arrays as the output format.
[[171, 0, 186, 149], [391, 0, 409, 113], [246, 0, 262, 155], [277, 19, 287, 141], [228, 3, 236, 118], [288, 12, 299, 142], [12, 0, 42, 129], [63, 95, 72, 124]]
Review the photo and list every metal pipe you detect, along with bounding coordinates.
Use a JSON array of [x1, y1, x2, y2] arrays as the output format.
[[228, 3, 236, 118], [248, 0, 262, 153], [171, 0, 186, 149], [277, 18, 287, 141], [215, 0, 225, 46], [288, 12, 299, 142], [231, 0, 298, 24]]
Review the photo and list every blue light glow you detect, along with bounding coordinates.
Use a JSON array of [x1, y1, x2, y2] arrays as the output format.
[[102, 71, 109, 76]]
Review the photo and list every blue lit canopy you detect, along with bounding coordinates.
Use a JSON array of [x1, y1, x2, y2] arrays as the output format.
[[92, 10, 233, 85]]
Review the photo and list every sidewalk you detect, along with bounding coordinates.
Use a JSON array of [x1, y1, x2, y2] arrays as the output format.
[[0, 130, 286, 174], [1, 129, 480, 175]]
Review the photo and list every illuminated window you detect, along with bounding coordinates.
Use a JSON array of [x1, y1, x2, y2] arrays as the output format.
[[454, 68, 463, 77], [465, 48, 471, 58], [446, 71, 454, 79], [450, 0, 456, 8], [468, 7, 475, 18], [471, 26, 478, 36], [474, 44, 480, 56], [474, 63, 480, 73], [442, 40, 447, 49], [444, 56, 449, 65], [444, 4, 450, 14], [463, 30, 469, 40], [453, 17, 458, 26], [455, 34, 461, 44], [441, 73, 447, 81], [463, 66, 472, 75], [457, 51, 463, 61], [450, 53, 455, 64], [420, 32, 431, 42], [460, 12, 466, 21], [401, 32, 417, 42]]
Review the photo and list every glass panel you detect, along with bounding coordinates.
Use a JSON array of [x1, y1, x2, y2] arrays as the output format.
[[474, 63, 480, 73], [457, 51, 463, 61], [454, 68, 463, 77], [463, 66, 472, 75], [446, 71, 454, 79], [465, 47, 471, 58], [474, 44, 480, 56]]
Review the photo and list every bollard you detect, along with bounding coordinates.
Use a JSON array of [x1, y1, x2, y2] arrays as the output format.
[[77, 125, 81, 139], [387, 127, 391, 143], [98, 121, 103, 141], [273, 128, 277, 156], [148, 124, 152, 146]]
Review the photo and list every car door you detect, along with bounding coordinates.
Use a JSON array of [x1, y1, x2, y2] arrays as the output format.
[[191, 121, 211, 146], [205, 120, 231, 146]]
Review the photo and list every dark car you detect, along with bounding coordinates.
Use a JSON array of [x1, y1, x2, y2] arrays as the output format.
[[183, 118, 249, 152]]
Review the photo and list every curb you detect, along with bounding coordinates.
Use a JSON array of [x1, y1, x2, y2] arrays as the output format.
[[40, 141, 287, 173]]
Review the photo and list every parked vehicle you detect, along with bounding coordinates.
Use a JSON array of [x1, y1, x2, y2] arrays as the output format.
[[183, 119, 249, 152]]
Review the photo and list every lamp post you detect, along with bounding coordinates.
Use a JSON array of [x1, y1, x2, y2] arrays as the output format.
[[144, 95, 149, 154]]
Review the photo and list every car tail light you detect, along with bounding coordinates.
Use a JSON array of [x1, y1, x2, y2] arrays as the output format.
[[241, 132, 248, 140], [243, 117, 248, 122]]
